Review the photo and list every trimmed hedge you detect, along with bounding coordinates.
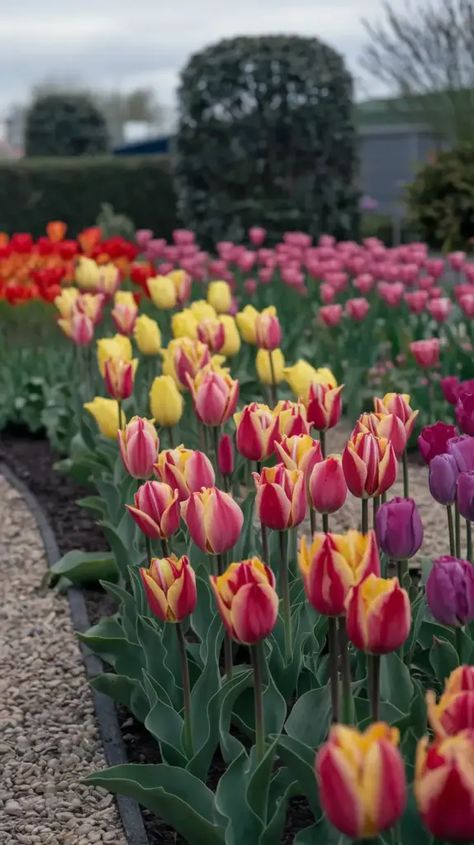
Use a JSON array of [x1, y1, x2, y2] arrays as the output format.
[[0, 156, 178, 237]]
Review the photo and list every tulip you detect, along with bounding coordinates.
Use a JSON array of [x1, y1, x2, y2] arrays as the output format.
[[415, 730, 474, 841], [114, 291, 136, 307], [373, 392, 419, 441], [299, 529, 380, 616], [84, 396, 126, 438], [234, 403, 278, 462], [275, 434, 322, 480], [305, 382, 343, 434], [249, 226, 266, 246], [429, 453, 458, 505], [197, 318, 225, 352], [255, 306, 282, 350], [155, 446, 215, 501], [448, 434, 474, 471], [308, 455, 347, 514], [58, 313, 94, 346], [410, 338, 440, 368], [127, 480, 180, 540], [319, 304, 343, 327], [418, 421, 457, 464], [236, 304, 259, 344], [456, 391, 474, 436], [273, 400, 309, 441], [283, 360, 336, 402], [104, 357, 137, 401], [256, 348, 285, 385], [354, 412, 407, 459], [427, 666, 474, 738], [97, 334, 132, 376], [140, 554, 197, 622], [457, 470, 474, 520], [55, 287, 79, 318], [190, 300, 217, 323], [133, 314, 162, 355], [171, 308, 198, 339], [118, 417, 158, 479], [375, 496, 423, 559], [148, 275, 177, 309], [188, 369, 239, 427], [253, 464, 306, 530], [163, 337, 211, 388], [316, 723, 406, 839], [210, 557, 278, 645], [405, 290, 429, 313], [425, 556, 474, 626], [342, 432, 397, 499], [207, 280, 232, 313], [217, 433, 234, 479], [427, 297, 452, 322], [76, 256, 100, 289], [346, 574, 411, 654], [346, 297, 370, 321], [75, 292, 105, 326], [149, 375, 183, 428], [182, 487, 243, 555], [219, 315, 241, 356], [168, 269, 191, 305]]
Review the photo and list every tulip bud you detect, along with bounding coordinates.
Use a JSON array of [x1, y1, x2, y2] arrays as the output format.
[[168, 269, 191, 305], [219, 315, 241, 357], [234, 403, 278, 462], [97, 334, 133, 376], [415, 730, 474, 842], [273, 400, 309, 441], [441, 376, 461, 405], [426, 556, 474, 626], [148, 275, 177, 309], [346, 574, 411, 654], [299, 529, 380, 616], [427, 666, 474, 738], [308, 455, 347, 514], [190, 299, 217, 323], [418, 421, 458, 464], [207, 280, 232, 313], [188, 369, 239, 427], [171, 309, 198, 340], [236, 304, 259, 344], [111, 301, 138, 336], [118, 416, 159, 479], [456, 391, 474, 436], [84, 396, 126, 438], [255, 306, 282, 350], [448, 435, 474, 472], [354, 412, 407, 459], [104, 357, 137, 401], [283, 360, 336, 402], [55, 287, 79, 318], [58, 313, 94, 346], [410, 338, 440, 368], [197, 318, 226, 352], [346, 297, 370, 321], [256, 348, 285, 385], [306, 382, 343, 432], [155, 446, 215, 501], [217, 433, 234, 476], [133, 314, 162, 355], [127, 480, 180, 539], [140, 555, 197, 622], [429, 453, 458, 505], [249, 226, 266, 246], [210, 557, 279, 644], [316, 723, 406, 839], [375, 496, 423, 559], [342, 432, 397, 499], [457, 470, 474, 520], [275, 434, 322, 480], [164, 337, 211, 388], [182, 487, 243, 554], [149, 375, 184, 427], [253, 464, 306, 530]]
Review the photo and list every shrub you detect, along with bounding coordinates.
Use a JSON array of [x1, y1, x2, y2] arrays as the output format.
[[25, 93, 108, 157], [175, 35, 359, 245], [0, 157, 178, 237], [406, 145, 474, 250]]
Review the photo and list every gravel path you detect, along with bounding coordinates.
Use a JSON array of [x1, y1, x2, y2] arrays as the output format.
[[0, 474, 127, 845]]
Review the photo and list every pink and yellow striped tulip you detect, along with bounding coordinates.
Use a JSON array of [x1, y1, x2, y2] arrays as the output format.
[[181, 487, 243, 554], [253, 464, 306, 530], [342, 432, 397, 498], [154, 446, 215, 502], [140, 555, 197, 622], [104, 357, 137, 401], [58, 313, 94, 346], [273, 399, 309, 441], [352, 412, 408, 459], [210, 557, 279, 644], [111, 300, 138, 336], [197, 318, 226, 352], [188, 369, 239, 427], [126, 480, 180, 540], [345, 574, 411, 654], [305, 382, 343, 431], [234, 403, 279, 462], [255, 306, 282, 350], [308, 455, 347, 514], [275, 433, 322, 480], [427, 666, 474, 738], [374, 392, 419, 440], [118, 416, 159, 479]]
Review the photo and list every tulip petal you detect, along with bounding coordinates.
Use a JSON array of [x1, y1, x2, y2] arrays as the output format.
[[230, 582, 278, 644]]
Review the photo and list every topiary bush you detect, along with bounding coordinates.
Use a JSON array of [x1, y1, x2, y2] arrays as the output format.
[[175, 35, 359, 245], [25, 93, 108, 157], [406, 145, 474, 250]]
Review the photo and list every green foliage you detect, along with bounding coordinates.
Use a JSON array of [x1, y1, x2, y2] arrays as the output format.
[[0, 156, 178, 237], [175, 35, 359, 245], [406, 144, 474, 249], [49, 549, 117, 586], [25, 93, 108, 157]]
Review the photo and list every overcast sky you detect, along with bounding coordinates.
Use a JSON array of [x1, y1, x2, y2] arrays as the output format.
[[1, 0, 390, 114]]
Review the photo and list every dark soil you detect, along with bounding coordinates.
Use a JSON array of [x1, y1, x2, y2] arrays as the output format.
[[0, 429, 315, 844]]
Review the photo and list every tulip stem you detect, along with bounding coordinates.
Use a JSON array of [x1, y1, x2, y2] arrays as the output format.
[[372, 496, 380, 529], [212, 426, 222, 487], [168, 426, 175, 448], [402, 449, 409, 498], [161, 538, 169, 557], [145, 536, 153, 567], [328, 617, 340, 723], [279, 530, 293, 661], [361, 498, 369, 535], [467, 520, 473, 563], [319, 429, 326, 459], [339, 617, 354, 724], [322, 512, 329, 533], [397, 559, 408, 586], [176, 622, 194, 758], [447, 505, 455, 556], [368, 654, 380, 722], [250, 641, 266, 763], [310, 506, 317, 535], [455, 502, 461, 557], [261, 523, 269, 564], [456, 626, 464, 662], [117, 400, 122, 432], [268, 351, 278, 405]]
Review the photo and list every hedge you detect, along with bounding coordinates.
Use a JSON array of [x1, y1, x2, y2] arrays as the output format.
[[0, 156, 179, 237]]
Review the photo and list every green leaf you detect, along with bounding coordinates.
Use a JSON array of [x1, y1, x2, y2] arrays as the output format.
[[215, 751, 263, 843], [276, 735, 319, 816], [429, 636, 459, 683], [136, 616, 179, 707], [85, 764, 225, 845], [285, 684, 331, 747], [49, 549, 117, 585], [78, 617, 143, 678], [75, 495, 106, 515], [91, 673, 149, 722], [400, 790, 431, 845], [379, 652, 414, 714], [260, 768, 297, 845], [142, 672, 186, 767], [219, 669, 253, 762]]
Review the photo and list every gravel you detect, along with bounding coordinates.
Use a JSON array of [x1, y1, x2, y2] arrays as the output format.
[[0, 474, 127, 845]]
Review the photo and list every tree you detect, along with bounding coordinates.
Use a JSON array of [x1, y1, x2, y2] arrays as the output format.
[[25, 93, 108, 157], [362, 0, 474, 142], [175, 35, 359, 245]]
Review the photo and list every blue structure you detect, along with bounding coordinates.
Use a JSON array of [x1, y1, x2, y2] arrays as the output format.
[[113, 135, 171, 156]]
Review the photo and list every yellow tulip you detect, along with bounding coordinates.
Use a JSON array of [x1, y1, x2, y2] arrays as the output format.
[[236, 304, 259, 344], [284, 360, 337, 400], [97, 335, 133, 376], [84, 397, 125, 438], [190, 300, 216, 323], [114, 290, 136, 307], [149, 375, 184, 427], [133, 314, 162, 355], [76, 256, 100, 290], [207, 280, 232, 314], [256, 348, 285, 385], [171, 309, 198, 339], [54, 287, 79, 319], [148, 275, 177, 310], [219, 315, 241, 357], [97, 264, 120, 297]]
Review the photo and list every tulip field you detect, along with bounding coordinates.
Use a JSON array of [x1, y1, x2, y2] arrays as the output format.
[[3, 222, 474, 844]]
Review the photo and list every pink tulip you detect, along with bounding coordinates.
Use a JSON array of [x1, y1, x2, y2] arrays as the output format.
[[319, 304, 343, 327], [118, 417, 159, 478], [427, 297, 452, 322], [126, 480, 180, 540], [188, 369, 239, 427], [410, 339, 440, 368], [182, 487, 243, 554], [249, 227, 266, 247], [346, 297, 370, 321], [405, 290, 429, 314]]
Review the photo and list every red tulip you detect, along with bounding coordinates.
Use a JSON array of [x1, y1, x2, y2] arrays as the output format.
[[126, 480, 180, 539], [155, 446, 215, 501], [427, 666, 474, 738], [346, 574, 411, 654], [253, 464, 306, 530], [210, 557, 278, 644], [308, 455, 347, 514], [140, 554, 197, 622], [182, 487, 243, 554]]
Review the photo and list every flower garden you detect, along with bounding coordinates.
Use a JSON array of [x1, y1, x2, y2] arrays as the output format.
[[3, 220, 474, 845]]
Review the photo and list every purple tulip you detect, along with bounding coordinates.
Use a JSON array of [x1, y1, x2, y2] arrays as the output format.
[[456, 391, 474, 436], [375, 496, 424, 560], [428, 453, 459, 505], [418, 422, 458, 464], [426, 556, 474, 626], [457, 471, 474, 521], [448, 435, 474, 472]]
